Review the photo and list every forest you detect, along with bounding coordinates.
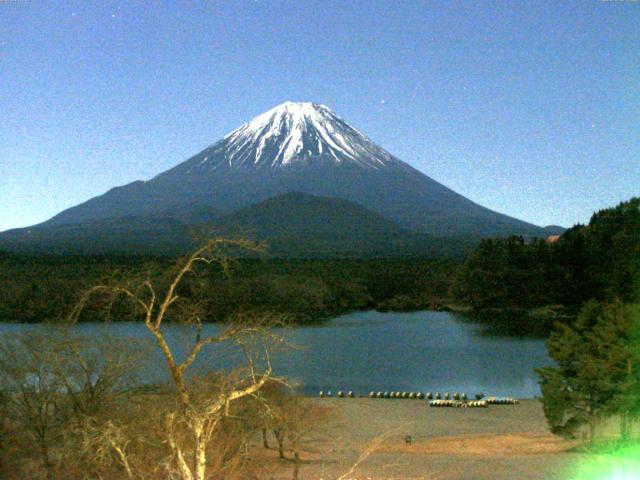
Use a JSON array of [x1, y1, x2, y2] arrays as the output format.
[[454, 197, 640, 309], [0, 252, 457, 325], [1, 197, 638, 336]]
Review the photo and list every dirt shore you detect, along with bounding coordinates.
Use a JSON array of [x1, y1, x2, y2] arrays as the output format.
[[255, 398, 584, 480]]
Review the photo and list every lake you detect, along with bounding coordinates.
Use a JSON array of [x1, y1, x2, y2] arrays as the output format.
[[0, 310, 551, 398]]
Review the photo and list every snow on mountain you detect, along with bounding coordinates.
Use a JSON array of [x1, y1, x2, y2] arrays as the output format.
[[185, 101, 398, 171], [25, 100, 549, 240]]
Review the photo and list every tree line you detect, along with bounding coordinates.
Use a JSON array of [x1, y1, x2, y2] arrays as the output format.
[[453, 197, 640, 310], [0, 253, 457, 325], [1, 197, 637, 336]]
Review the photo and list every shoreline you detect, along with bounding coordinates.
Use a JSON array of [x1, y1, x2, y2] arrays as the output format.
[[255, 397, 580, 479]]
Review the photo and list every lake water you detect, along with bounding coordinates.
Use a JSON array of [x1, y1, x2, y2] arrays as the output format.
[[0, 310, 551, 398]]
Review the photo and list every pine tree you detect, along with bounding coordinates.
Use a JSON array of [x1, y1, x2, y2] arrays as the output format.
[[536, 300, 639, 443], [593, 302, 640, 440]]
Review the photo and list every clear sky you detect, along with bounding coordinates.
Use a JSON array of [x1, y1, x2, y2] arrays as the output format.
[[1, 0, 638, 232]]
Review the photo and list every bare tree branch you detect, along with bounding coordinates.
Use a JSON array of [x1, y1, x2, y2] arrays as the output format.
[[65, 237, 280, 480], [336, 431, 394, 480]]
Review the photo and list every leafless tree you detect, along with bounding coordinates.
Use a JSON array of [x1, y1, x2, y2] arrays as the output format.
[[253, 380, 331, 480], [0, 333, 62, 479], [0, 330, 146, 479], [69, 237, 287, 480], [283, 395, 330, 480]]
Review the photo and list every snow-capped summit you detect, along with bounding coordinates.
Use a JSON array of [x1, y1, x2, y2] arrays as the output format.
[[190, 101, 397, 170], [31, 101, 549, 241]]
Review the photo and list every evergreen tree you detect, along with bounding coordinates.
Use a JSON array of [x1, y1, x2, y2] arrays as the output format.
[[594, 303, 640, 440], [536, 300, 639, 442], [452, 197, 640, 316]]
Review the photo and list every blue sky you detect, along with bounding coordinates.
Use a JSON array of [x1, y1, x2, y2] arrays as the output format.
[[1, 0, 638, 232]]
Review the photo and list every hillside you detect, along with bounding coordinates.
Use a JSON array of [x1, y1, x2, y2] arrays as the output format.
[[0, 193, 473, 258]]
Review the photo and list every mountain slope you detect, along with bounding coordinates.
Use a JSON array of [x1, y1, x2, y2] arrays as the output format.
[[216, 192, 473, 257], [0, 193, 472, 257], [219, 192, 406, 238], [0, 203, 221, 255], [4, 101, 550, 252]]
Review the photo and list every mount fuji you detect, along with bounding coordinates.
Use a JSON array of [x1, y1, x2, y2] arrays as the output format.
[[1, 102, 557, 255]]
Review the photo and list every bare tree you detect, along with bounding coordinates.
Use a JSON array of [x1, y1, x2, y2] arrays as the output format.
[[70, 237, 286, 480], [0, 329, 146, 480], [55, 332, 148, 418], [77, 417, 137, 479], [282, 395, 329, 480], [253, 381, 330, 480], [0, 333, 62, 479], [58, 334, 152, 480], [0, 389, 10, 479]]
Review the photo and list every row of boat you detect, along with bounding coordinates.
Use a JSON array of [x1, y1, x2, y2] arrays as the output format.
[[317, 390, 519, 406]]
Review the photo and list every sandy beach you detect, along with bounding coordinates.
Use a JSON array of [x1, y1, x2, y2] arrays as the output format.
[[254, 398, 583, 480]]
